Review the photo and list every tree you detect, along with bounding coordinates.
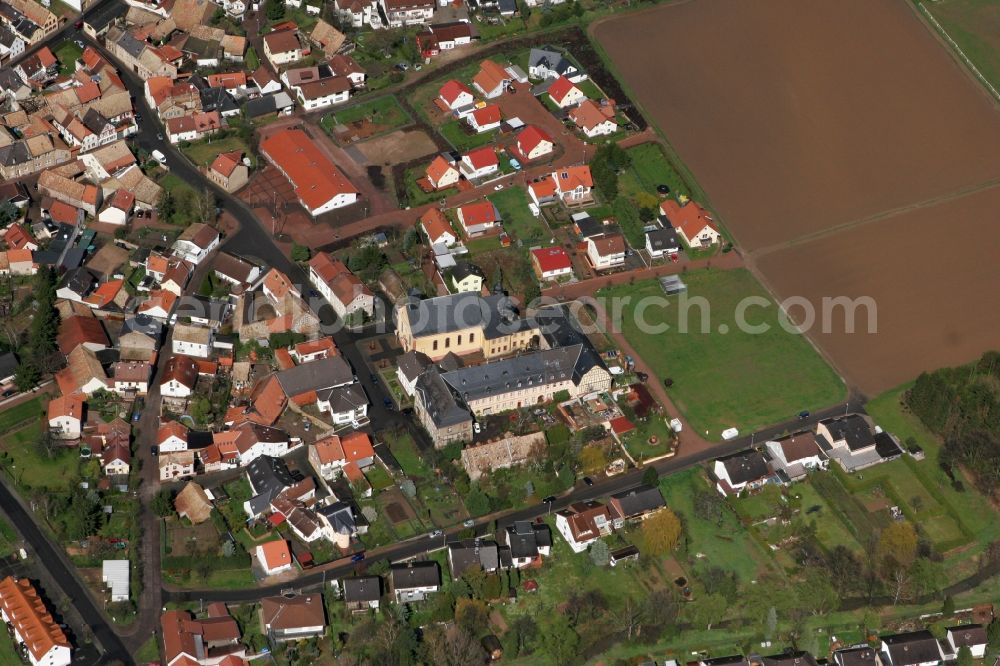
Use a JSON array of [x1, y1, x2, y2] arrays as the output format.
[[266, 0, 284, 20], [688, 593, 726, 629], [614, 595, 646, 640], [291, 243, 311, 262], [151, 490, 174, 517], [642, 507, 682, 555], [642, 466, 659, 487], [589, 539, 609, 567], [956, 646, 973, 666], [765, 606, 778, 640], [504, 615, 538, 657], [34, 428, 57, 461], [643, 588, 679, 627], [693, 487, 726, 524], [988, 618, 1000, 651], [878, 521, 918, 572], [942, 594, 955, 617], [222, 540, 236, 557], [578, 445, 606, 475], [454, 598, 489, 635], [541, 615, 579, 666], [14, 361, 40, 392], [465, 486, 490, 517]]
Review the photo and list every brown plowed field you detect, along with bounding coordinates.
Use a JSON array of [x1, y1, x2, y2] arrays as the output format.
[[594, 0, 1000, 394]]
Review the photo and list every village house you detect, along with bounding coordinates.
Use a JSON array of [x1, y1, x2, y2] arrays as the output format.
[[945, 625, 987, 660], [165, 111, 222, 144], [262, 28, 304, 69], [308, 252, 375, 321], [466, 104, 501, 133], [110, 360, 151, 396], [880, 631, 945, 666], [160, 607, 244, 666], [547, 75, 586, 108], [530, 246, 573, 280], [608, 485, 666, 525], [329, 54, 367, 88], [438, 79, 474, 112], [378, 0, 434, 28], [555, 501, 612, 553], [206, 151, 249, 193], [472, 59, 516, 99], [447, 539, 500, 579], [765, 431, 828, 482], [420, 208, 458, 246], [417, 21, 474, 58], [425, 155, 460, 191], [516, 125, 554, 161], [450, 262, 485, 293], [459, 146, 500, 180], [158, 450, 196, 481], [342, 577, 381, 612], [504, 520, 552, 568], [0, 577, 71, 666], [396, 350, 432, 397], [308, 434, 346, 480], [55, 346, 108, 396], [413, 366, 474, 448], [660, 198, 722, 248], [569, 98, 617, 137], [160, 355, 199, 400], [645, 225, 681, 258], [57, 315, 108, 356], [528, 46, 585, 81], [390, 562, 441, 602], [815, 414, 904, 471], [256, 539, 294, 576], [712, 449, 772, 496], [172, 223, 220, 265], [213, 252, 261, 287], [48, 394, 85, 440], [171, 323, 213, 359], [586, 233, 626, 270], [260, 594, 326, 642], [97, 189, 134, 226], [157, 421, 189, 453], [175, 482, 213, 525], [456, 200, 500, 237]]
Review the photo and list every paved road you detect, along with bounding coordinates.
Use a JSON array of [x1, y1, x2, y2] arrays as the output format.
[[0, 475, 132, 663], [165, 397, 864, 604]]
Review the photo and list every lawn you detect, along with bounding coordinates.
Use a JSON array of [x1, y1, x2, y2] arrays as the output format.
[[793, 479, 863, 554], [323, 95, 411, 133], [52, 40, 83, 75], [659, 469, 778, 582], [181, 136, 253, 169], [620, 142, 692, 202], [600, 270, 846, 438], [617, 413, 675, 461], [0, 422, 78, 492], [439, 119, 497, 151], [135, 636, 160, 663], [925, 0, 1000, 95], [576, 77, 605, 100], [489, 188, 548, 244], [380, 429, 430, 478], [402, 166, 457, 208], [245, 46, 260, 71], [0, 625, 24, 666], [0, 397, 45, 432]]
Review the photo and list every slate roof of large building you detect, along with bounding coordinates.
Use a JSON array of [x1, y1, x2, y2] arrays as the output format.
[[402, 292, 529, 338], [275, 355, 354, 397], [390, 561, 440, 589], [441, 345, 584, 403], [414, 366, 471, 429]]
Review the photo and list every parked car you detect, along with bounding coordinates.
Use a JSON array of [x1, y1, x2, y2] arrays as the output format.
[[463, 519, 475, 528], [429, 530, 443, 539], [542, 495, 557, 504], [797, 410, 810, 420], [351, 552, 365, 562], [473, 422, 481, 434], [583, 477, 594, 486], [150, 446, 159, 456]]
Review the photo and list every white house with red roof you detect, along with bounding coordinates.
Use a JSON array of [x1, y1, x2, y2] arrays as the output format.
[[547, 75, 586, 109], [456, 200, 500, 237], [256, 539, 293, 576], [438, 79, 474, 112], [516, 125, 554, 161], [569, 98, 617, 137], [466, 104, 501, 133], [425, 155, 459, 190], [530, 246, 573, 280], [459, 147, 499, 180], [308, 252, 375, 320], [660, 198, 721, 248], [552, 166, 593, 204], [157, 421, 189, 452], [48, 395, 85, 440], [97, 189, 134, 226], [419, 208, 457, 247]]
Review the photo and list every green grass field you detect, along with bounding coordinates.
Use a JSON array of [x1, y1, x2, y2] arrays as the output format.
[[181, 136, 253, 168], [439, 119, 497, 151], [489, 188, 547, 244], [621, 143, 692, 203], [0, 397, 45, 432], [601, 270, 846, 438], [925, 0, 1000, 95], [0, 422, 79, 491], [324, 95, 411, 133], [52, 40, 82, 75]]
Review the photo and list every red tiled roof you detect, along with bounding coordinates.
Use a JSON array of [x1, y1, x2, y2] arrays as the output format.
[[259, 539, 292, 571], [471, 104, 501, 126], [259, 129, 358, 212], [313, 435, 344, 464], [341, 431, 374, 464], [458, 200, 499, 228], [517, 125, 552, 156], [425, 155, 456, 184], [554, 165, 593, 191], [438, 79, 472, 106], [206, 71, 247, 89], [0, 577, 70, 663], [157, 420, 188, 445], [420, 208, 454, 244], [531, 246, 571, 274], [659, 198, 719, 242], [210, 151, 243, 178], [47, 394, 84, 422], [463, 146, 498, 170], [57, 315, 108, 355], [472, 60, 510, 94]]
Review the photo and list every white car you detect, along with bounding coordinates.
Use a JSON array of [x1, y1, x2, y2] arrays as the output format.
[[473, 422, 482, 434], [721, 427, 740, 440], [493, 184, 504, 191]]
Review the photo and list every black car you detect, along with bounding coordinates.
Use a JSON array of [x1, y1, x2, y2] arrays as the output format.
[[583, 477, 594, 486], [797, 410, 810, 420], [542, 495, 557, 504], [1, 389, 15, 398], [656, 184, 671, 194]]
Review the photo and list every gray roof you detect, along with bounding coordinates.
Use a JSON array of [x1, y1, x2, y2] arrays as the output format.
[[505, 521, 551, 559], [821, 414, 874, 451], [60, 267, 97, 297], [316, 383, 367, 414], [200, 87, 239, 115], [763, 652, 819, 666], [82, 108, 111, 134], [533, 305, 608, 385], [447, 539, 498, 578], [0, 142, 29, 167], [610, 484, 665, 519], [342, 576, 381, 602], [246, 455, 296, 499], [882, 631, 943, 666], [402, 292, 528, 339], [115, 29, 147, 59], [646, 226, 681, 252], [528, 47, 562, 70], [317, 501, 358, 535], [396, 350, 431, 383], [390, 562, 440, 590], [414, 366, 471, 429], [244, 91, 294, 118], [174, 294, 228, 324], [121, 314, 163, 339], [275, 356, 354, 397], [450, 261, 484, 284], [947, 625, 987, 648], [441, 345, 584, 403], [718, 450, 770, 485], [0, 351, 17, 379], [834, 647, 878, 666]]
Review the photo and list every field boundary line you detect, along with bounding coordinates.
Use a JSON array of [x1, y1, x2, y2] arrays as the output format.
[[750, 175, 1000, 259], [916, 1, 1000, 104]]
